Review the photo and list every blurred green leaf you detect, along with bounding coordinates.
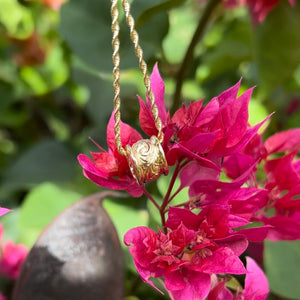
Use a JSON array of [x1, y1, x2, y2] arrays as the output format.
[[71, 63, 113, 125], [264, 240, 300, 299], [254, 1, 300, 95], [196, 19, 252, 82], [136, 0, 187, 28], [2, 140, 77, 190], [60, 0, 168, 72], [0, 208, 20, 242], [0, 0, 34, 39], [20, 45, 68, 95], [163, 4, 197, 64], [18, 182, 82, 247], [103, 198, 148, 246]]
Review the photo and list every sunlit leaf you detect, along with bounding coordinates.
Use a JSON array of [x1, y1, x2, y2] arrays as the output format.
[[18, 182, 82, 247], [0, 0, 34, 39]]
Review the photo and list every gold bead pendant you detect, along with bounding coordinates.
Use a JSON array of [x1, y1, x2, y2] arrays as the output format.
[[125, 136, 168, 185]]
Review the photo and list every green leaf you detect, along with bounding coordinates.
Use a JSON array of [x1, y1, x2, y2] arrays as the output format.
[[2, 140, 77, 190], [102, 198, 148, 246], [136, 0, 187, 28], [0, 0, 34, 39], [264, 240, 300, 299], [71, 63, 113, 125], [254, 1, 300, 96], [20, 45, 69, 95], [0, 208, 21, 242], [18, 182, 82, 247], [196, 19, 252, 82], [60, 0, 168, 72], [162, 4, 197, 64]]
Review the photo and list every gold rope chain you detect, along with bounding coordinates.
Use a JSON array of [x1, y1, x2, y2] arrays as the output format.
[[111, 0, 168, 184]]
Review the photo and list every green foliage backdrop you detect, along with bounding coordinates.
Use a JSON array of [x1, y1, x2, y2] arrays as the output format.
[[0, 0, 300, 299]]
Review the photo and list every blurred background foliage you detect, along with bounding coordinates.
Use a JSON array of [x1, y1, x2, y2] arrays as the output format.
[[0, 0, 300, 299]]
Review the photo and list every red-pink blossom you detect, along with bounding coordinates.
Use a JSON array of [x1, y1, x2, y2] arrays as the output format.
[[124, 207, 248, 299], [139, 65, 270, 176], [223, 0, 296, 24], [0, 224, 28, 279], [207, 257, 269, 300], [243, 0, 295, 24], [78, 112, 144, 197], [0, 241, 28, 279]]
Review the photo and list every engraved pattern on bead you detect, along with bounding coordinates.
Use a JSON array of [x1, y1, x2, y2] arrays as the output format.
[[126, 136, 168, 185]]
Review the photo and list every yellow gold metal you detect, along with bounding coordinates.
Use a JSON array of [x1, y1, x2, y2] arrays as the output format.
[[125, 136, 168, 185], [110, 0, 168, 183]]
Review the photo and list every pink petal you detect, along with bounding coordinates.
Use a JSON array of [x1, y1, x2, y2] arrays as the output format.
[[179, 161, 220, 189], [150, 63, 167, 125], [124, 226, 158, 267], [195, 98, 219, 127], [166, 207, 201, 231], [139, 96, 158, 136], [219, 87, 253, 148], [0, 241, 28, 279], [265, 151, 300, 191], [78, 154, 111, 178], [0, 207, 11, 218], [191, 247, 246, 274], [189, 163, 256, 198], [168, 270, 211, 300], [82, 169, 128, 191], [167, 143, 220, 170], [210, 114, 272, 158], [216, 235, 248, 256], [223, 153, 255, 180], [260, 215, 300, 241], [182, 131, 218, 153], [264, 128, 300, 154], [107, 111, 142, 154], [243, 257, 269, 300], [90, 152, 119, 176], [217, 79, 241, 107], [237, 225, 271, 242]]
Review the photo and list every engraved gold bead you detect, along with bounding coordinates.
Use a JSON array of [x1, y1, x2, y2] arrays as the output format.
[[125, 136, 168, 185]]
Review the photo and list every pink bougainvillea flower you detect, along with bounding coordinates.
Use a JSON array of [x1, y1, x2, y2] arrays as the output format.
[[207, 257, 269, 300], [78, 112, 144, 197], [0, 224, 28, 279], [223, 0, 295, 24], [0, 241, 28, 279], [242, 257, 269, 300], [243, 0, 295, 24], [0, 293, 5, 300], [0, 207, 11, 218], [124, 206, 248, 299], [139, 65, 270, 183]]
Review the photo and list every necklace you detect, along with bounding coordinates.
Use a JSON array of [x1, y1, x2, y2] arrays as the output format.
[[110, 0, 168, 185]]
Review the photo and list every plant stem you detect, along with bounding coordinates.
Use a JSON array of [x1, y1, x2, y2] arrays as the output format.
[[171, 0, 222, 114], [143, 186, 160, 210], [158, 161, 182, 230]]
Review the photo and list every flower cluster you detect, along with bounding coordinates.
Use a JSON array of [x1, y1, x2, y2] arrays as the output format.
[[0, 223, 28, 299], [224, 0, 296, 24], [78, 64, 300, 299]]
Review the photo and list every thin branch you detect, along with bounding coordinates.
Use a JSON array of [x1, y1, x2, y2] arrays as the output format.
[[171, 0, 222, 114], [143, 185, 161, 211]]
